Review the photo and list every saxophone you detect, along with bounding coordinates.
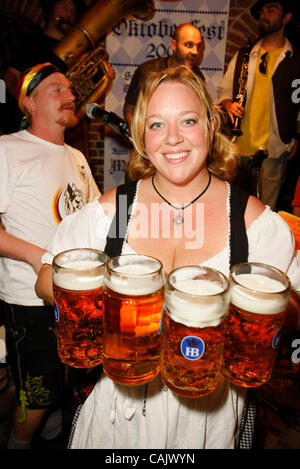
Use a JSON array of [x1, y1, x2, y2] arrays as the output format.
[[53, 0, 154, 119]]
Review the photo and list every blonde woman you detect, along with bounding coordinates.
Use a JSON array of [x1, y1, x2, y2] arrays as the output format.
[[36, 66, 299, 449]]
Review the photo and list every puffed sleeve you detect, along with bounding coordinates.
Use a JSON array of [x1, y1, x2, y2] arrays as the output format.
[[41, 199, 112, 264], [247, 207, 300, 291]]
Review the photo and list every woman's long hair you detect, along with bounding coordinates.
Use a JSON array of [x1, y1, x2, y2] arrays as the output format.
[[127, 66, 237, 182]]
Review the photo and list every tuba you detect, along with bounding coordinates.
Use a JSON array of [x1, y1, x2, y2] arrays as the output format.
[[53, 0, 154, 120]]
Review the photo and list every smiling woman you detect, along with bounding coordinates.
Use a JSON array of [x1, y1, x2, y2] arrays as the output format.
[[35, 65, 300, 449], [128, 66, 236, 184]]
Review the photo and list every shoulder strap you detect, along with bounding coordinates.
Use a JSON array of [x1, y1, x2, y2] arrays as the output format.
[[229, 184, 249, 269], [104, 181, 138, 258]]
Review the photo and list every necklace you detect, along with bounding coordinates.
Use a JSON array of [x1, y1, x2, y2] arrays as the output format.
[[151, 170, 212, 225]]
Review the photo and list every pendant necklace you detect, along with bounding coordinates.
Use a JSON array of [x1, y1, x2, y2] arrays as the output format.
[[151, 170, 212, 225]]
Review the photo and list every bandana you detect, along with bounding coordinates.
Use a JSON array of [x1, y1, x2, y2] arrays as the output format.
[[16, 62, 60, 113]]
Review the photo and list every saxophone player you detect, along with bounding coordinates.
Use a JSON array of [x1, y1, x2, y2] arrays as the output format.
[[217, 0, 300, 211]]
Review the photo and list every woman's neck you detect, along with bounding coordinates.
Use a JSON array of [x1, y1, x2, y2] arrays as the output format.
[[152, 169, 211, 204]]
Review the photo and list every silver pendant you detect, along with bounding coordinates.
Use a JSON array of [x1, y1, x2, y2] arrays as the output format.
[[174, 214, 184, 225]]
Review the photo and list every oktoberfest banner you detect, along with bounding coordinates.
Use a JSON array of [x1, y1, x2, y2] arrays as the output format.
[[104, 0, 230, 191]]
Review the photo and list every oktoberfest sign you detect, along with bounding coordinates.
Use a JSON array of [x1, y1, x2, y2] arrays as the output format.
[[104, 0, 230, 191]]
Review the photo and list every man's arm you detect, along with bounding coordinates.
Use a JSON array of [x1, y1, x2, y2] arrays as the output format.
[[0, 221, 46, 275], [288, 119, 300, 159], [220, 99, 245, 124], [35, 263, 53, 305]]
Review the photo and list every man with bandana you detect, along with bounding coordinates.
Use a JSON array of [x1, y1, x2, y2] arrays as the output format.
[[217, 0, 300, 211], [123, 23, 206, 128], [0, 63, 100, 449]]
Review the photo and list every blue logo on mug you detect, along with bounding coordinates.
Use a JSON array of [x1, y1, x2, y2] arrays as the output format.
[[180, 336, 205, 361], [54, 300, 59, 322], [272, 327, 282, 349]]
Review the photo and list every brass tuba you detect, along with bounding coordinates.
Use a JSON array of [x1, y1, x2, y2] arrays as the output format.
[[53, 0, 154, 119]]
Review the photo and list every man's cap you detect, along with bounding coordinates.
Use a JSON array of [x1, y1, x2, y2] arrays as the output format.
[[250, 0, 297, 21], [16, 62, 60, 113]]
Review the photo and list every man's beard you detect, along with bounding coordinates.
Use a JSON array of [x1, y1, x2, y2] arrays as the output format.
[[56, 110, 78, 129], [175, 52, 198, 67], [259, 18, 283, 36]]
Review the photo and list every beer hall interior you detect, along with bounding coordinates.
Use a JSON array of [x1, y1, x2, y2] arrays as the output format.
[[0, 0, 300, 450]]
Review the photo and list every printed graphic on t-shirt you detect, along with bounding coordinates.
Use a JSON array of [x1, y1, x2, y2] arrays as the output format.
[[52, 182, 84, 224]]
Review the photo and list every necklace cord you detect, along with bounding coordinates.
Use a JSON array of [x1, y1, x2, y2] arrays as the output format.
[[151, 170, 212, 212]]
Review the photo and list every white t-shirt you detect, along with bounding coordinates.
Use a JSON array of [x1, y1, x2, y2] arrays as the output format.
[[42, 182, 299, 449], [0, 130, 100, 306]]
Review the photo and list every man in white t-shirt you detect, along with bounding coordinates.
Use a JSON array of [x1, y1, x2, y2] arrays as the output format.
[[0, 63, 101, 449]]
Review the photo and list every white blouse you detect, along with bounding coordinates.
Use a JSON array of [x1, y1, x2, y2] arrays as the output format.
[[43, 182, 299, 290], [42, 183, 299, 449]]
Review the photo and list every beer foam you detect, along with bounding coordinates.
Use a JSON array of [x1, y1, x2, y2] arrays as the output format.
[[104, 264, 163, 296], [115, 264, 155, 275], [230, 274, 289, 315], [58, 260, 101, 270], [53, 260, 104, 291], [166, 279, 229, 328], [174, 279, 224, 295]]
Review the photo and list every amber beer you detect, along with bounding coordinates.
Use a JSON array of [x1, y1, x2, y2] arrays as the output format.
[[52, 249, 108, 368], [103, 254, 164, 385], [161, 266, 230, 398], [222, 262, 291, 387]]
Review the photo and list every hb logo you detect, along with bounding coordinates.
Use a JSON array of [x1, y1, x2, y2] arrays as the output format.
[[53, 300, 60, 322], [272, 327, 282, 350], [180, 336, 205, 361]]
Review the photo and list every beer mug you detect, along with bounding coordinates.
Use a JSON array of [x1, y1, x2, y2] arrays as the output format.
[[52, 248, 108, 368], [161, 266, 230, 398], [103, 254, 164, 385], [222, 262, 291, 387]]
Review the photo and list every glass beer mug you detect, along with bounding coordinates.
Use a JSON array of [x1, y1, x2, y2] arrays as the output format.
[[161, 266, 230, 398], [52, 248, 108, 368], [222, 262, 291, 387], [103, 254, 164, 385]]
